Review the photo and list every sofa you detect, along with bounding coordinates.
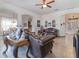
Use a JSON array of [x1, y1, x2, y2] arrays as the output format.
[[38, 28, 58, 37], [3, 28, 56, 58], [28, 34, 55, 58]]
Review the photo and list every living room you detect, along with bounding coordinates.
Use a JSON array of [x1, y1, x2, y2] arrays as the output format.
[[0, 0, 79, 58]]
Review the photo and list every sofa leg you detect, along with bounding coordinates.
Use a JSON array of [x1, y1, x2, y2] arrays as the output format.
[[26, 54, 30, 58], [26, 45, 31, 58], [3, 38, 9, 54], [49, 50, 52, 53], [3, 45, 8, 54], [13, 46, 18, 58]]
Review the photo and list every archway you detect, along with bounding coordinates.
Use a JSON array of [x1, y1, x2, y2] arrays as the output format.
[[22, 15, 33, 31], [64, 13, 79, 34], [64, 13, 79, 57]]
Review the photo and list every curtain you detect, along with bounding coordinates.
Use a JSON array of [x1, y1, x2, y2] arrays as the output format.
[[1, 17, 17, 30], [0, 16, 17, 35], [0, 10, 17, 36]]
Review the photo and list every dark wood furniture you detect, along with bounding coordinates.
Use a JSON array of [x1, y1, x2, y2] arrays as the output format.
[[39, 35, 55, 57], [38, 28, 58, 37], [3, 31, 55, 58], [29, 35, 55, 58]]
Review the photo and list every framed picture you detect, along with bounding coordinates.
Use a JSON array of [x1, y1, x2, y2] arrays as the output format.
[[45, 21, 48, 27], [52, 20, 56, 27], [22, 15, 28, 27], [37, 20, 40, 27], [48, 22, 51, 27], [23, 23, 27, 27]]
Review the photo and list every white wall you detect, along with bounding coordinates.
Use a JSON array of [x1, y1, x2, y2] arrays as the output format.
[[0, 1, 41, 32], [1, 1, 79, 36], [41, 13, 63, 36], [41, 8, 79, 36]]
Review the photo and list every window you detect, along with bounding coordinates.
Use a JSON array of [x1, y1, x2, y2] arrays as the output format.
[[37, 20, 40, 27], [1, 17, 17, 31]]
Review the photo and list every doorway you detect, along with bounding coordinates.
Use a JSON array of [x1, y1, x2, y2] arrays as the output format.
[[64, 13, 79, 57], [22, 15, 32, 31], [28, 17, 32, 31], [65, 13, 79, 34]]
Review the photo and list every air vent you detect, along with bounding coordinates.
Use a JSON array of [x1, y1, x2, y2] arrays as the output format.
[[54, 9, 59, 11]]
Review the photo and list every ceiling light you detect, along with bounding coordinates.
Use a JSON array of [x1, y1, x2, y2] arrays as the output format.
[[43, 5, 47, 7]]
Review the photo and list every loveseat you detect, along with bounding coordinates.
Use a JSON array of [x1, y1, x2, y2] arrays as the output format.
[[38, 28, 58, 37]]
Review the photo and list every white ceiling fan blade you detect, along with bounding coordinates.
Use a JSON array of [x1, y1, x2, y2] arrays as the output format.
[[35, 4, 43, 6]]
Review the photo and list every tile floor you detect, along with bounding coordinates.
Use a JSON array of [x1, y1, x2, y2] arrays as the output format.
[[0, 34, 76, 58]]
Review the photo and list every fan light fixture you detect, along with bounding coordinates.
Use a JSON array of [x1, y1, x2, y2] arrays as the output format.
[[35, 0, 55, 9], [43, 4, 47, 7]]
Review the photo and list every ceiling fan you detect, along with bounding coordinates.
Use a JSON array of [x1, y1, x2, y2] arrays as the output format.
[[35, 0, 55, 9]]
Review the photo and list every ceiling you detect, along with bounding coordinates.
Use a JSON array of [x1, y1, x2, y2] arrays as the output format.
[[0, 0, 79, 15]]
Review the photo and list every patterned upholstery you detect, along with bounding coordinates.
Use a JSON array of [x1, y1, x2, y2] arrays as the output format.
[[38, 28, 58, 36], [29, 35, 55, 58]]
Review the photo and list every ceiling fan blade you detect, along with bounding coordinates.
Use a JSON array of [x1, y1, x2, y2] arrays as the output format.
[[43, 0, 46, 4], [47, 0, 55, 4], [35, 4, 43, 6], [47, 5, 52, 8], [41, 6, 43, 9]]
